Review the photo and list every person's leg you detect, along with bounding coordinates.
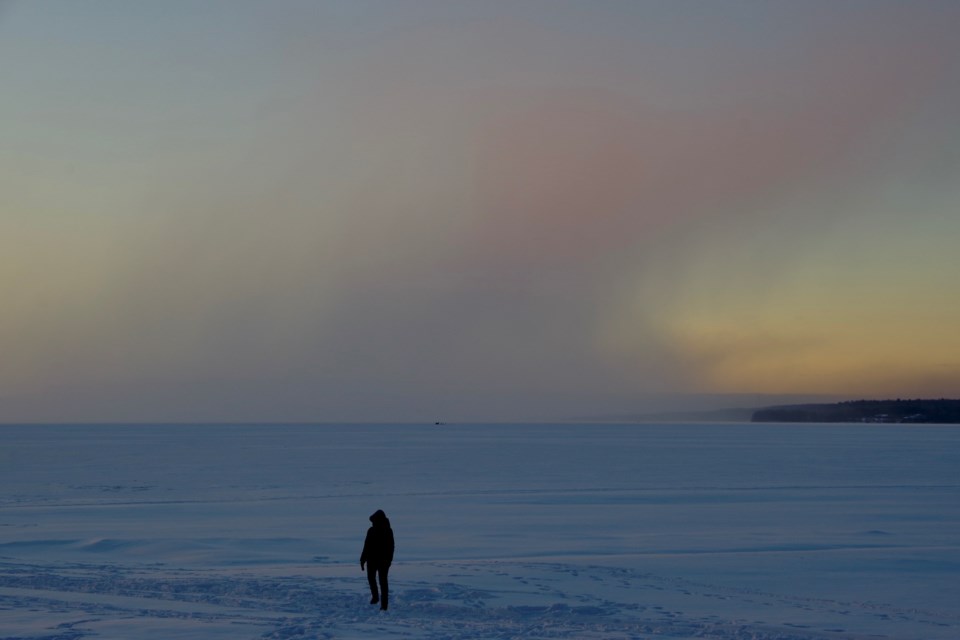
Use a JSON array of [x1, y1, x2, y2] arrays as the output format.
[[378, 565, 390, 610], [366, 564, 379, 604]]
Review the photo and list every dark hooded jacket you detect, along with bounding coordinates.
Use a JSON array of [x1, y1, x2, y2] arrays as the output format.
[[360, 509, 394, 567]]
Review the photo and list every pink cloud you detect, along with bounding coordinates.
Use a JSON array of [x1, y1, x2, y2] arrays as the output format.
[[466, 14, 951, 271]]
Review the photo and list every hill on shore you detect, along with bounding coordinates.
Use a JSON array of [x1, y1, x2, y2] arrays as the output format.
[[751, 399, 960, 423]]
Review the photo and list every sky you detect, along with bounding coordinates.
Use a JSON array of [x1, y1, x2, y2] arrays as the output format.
[[2, 0, 959, 422]]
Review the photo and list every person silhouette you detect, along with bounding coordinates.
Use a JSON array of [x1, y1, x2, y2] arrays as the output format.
[[360, 509, 394, 610]]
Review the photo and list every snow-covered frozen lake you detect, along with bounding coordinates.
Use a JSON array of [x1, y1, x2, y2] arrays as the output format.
[[2, 422, 958, 639]]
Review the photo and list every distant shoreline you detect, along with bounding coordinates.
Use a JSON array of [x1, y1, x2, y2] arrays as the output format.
[[751, 398, 960, 424]]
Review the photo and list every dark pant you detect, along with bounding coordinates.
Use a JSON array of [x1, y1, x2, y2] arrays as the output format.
[[366, 563, 390, 609]]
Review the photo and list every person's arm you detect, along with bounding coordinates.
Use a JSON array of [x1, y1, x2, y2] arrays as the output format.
[[360, 528, 372, 569], [386, 529, 395, 565]]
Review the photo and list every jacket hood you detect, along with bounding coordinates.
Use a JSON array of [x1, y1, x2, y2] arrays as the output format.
[[369, 509, 390, 527]]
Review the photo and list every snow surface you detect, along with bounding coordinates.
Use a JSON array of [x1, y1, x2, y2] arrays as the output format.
[[1, 422, 958, 639]]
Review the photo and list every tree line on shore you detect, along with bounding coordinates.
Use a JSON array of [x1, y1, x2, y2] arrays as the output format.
[[751, 398, 960, 423]]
